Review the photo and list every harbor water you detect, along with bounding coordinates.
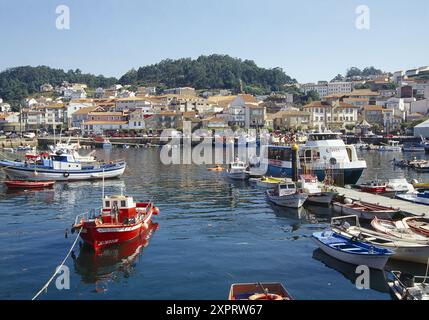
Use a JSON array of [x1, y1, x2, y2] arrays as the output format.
[[0, 148, 428, 300]]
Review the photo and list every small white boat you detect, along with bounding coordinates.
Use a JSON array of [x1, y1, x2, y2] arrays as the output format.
[[402, 217, 429, 237], [396, 192, 429, 206], [227, 159, 249, 180], [333, 199, 399, 220], [379, 140, 402, 152], [370, 217, 429, 243], [332, 216, 429, 264], [384, 178, 415, 195], [388, 271, 429, 300], [312, 230, 393, 270], [266, 182, 308, 208], [355, 139, 369, 150], [299, 174, 337, 206]]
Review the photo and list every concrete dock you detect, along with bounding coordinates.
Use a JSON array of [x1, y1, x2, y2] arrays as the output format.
[[329, 185, 428, 217]]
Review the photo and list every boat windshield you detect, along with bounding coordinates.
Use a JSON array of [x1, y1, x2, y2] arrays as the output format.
[[308, 133, 341, 141]]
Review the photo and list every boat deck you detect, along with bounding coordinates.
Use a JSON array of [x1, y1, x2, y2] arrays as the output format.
[[327, 185, 429, 218]]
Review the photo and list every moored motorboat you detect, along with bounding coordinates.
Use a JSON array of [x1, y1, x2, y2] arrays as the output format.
[[402, 217, 429, 237], [358, 180, 387, 194], [333, 199, 400, 220], [228, 283, 293, 300], [387, 271, 429, 300], [299, 174, 337, 206], [383, 178, 415, 195], [312, 230, 393, 270], [4, 180, 55, 189], [370, 217, 429, 243], [396, 191, 429, 206], [72, 193, 160, 250], [266, 182, 308, 208], [0, 153, 125, 181], [332, 215, 429, 264], [379, 140, 402, 152], [226, 159, 249, 180]]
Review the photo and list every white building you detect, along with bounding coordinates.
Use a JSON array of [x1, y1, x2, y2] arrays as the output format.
[[410, 99, 429, 115], [128, 110, 147, 130], [327, 82, 353, 95], [301, 82, 329, 98], [65, 99, 96, 127], [115, 97, 153, 112], [64, 88, 87, 100]]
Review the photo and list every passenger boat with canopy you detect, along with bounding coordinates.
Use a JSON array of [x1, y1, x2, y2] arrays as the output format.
[[266, 132, 366, 186]]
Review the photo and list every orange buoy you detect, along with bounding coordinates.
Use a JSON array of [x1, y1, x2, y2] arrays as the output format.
[[249, 293, 284, 301]]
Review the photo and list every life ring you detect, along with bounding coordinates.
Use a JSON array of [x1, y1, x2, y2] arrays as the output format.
[[152, 206, 160, 215], [249, 293, 284, 301], [63, 172, 70, 178]]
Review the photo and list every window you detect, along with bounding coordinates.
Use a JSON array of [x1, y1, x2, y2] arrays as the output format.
[[120, 200, 126, 207], [105, 201, 110, 207]]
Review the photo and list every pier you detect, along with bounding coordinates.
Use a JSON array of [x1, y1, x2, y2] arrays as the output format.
[[330, 185, 429, 217]]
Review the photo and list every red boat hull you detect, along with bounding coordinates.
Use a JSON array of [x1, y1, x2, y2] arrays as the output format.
[[360, 186, 386, 194], [79, 221, 150, 250], [4, 180, 55, 189]]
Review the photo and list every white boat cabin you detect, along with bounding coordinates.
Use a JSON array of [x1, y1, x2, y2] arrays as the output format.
[[42, 154, 83, 170], [300, 174, 321, 194], [275, 182, 298, 196]]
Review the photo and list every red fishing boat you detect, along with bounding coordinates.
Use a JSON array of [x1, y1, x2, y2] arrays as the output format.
[[72, 193, 159, 250], [359, 180, 387, 194], [4, 180, 55, 189]]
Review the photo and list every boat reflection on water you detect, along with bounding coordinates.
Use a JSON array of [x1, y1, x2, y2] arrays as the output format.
[[73, 222, 159, 290], [2, 187, 56, 203], [312, 248, 390, 294], [269, 202, 309, 221]]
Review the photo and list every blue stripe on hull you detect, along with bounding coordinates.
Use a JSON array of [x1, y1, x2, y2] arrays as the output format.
[[267, 165, 364, 186]]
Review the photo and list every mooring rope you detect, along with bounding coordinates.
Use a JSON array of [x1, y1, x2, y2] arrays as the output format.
[[31, 227, 82, 300]]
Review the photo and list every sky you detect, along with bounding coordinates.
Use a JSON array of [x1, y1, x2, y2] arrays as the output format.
[[0, 0, 428, 83]]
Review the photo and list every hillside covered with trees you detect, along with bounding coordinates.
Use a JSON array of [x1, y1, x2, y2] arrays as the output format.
[[119, 54, 296, 94], [0, 66, 117, 106]]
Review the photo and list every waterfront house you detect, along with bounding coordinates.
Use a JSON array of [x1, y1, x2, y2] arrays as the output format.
[[144, 111, 183, 130], [65, 99, 96, 128], [71, 106, 103, 128], [271, 110, 311, 131], [81, 111, 129, 134], [303, 100, 359, 130]]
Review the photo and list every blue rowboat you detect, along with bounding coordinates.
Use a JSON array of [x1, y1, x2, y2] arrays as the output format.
[[312, 230, 393, 270]]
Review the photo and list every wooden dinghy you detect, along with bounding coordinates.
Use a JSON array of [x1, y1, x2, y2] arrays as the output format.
[[4, 180, 55, 189], [333, 200, 399, 220]]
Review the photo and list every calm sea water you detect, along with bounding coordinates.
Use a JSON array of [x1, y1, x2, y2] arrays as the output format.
[[1, 148, 428, 300]]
